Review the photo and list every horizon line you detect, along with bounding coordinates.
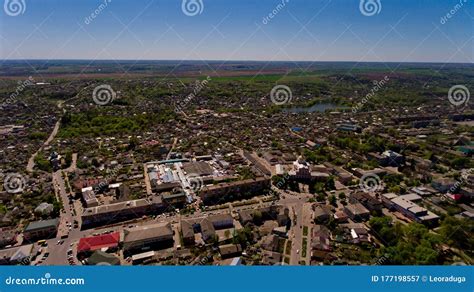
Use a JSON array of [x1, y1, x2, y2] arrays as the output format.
[[1, 59, 473, 65]]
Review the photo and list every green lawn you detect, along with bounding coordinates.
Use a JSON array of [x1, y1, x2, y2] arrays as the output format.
[[303, 226, 309, 236], [285, 240, 292, 255], [302, 238, 308, 258]]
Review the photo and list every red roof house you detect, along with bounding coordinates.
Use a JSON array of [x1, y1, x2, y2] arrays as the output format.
[[77, 232, 120, 253]]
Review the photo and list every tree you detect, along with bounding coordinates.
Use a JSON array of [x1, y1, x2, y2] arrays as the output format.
[[233, 226, 253, 247], [128, 136, 139, 150], [252, 210, 263, 225], [316, 193, 326, 202], [65, 151, 73, 167], [272, 175, 288, 190], [325, 176, 336, 191], [0, 203, 6, 215], [329, 195, 337, 206], [439, 216, 474, 251]]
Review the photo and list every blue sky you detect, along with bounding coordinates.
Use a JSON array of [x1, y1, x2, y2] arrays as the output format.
[[0, 0, 472, 62]]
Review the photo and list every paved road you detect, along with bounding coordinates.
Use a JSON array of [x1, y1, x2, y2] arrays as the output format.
[[43, 170, 81, 265], [26, 120, 61, 172], [39, 180, 314, 265], [271, 187, 314, 265]]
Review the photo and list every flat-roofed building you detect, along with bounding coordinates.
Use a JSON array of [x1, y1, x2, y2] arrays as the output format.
[[199, 177, 270, 205], [390, 195, 439, 226], [208, 213, 234, 229], [122, 222, 174, 256], [23, 218, 59, 242], [152, 182, 181, 193], [81, 196, 164, 229], [131, 251, 155, 265], [81, 187, 99, 208], [381, 193, 398, 209], [398, 193, 422, 203], [162, 191, 187, 206]]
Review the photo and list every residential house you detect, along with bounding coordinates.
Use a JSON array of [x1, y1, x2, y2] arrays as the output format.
[[349, 192, 382, 213], [343, 203, 370, 222], [180, 220, 195, 246], [219, 244, 242, 259]]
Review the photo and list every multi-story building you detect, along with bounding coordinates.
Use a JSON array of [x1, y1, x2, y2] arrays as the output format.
[[288, 159, 330, 182], [349, 192, 383, 212], [208, 214, 234, 229], [81, 187, 99, 208], [81, 196, 164, 229], [122, 222, 174, 256], [23, 218, 59, 242], [199, 177, 270, 205], [162, 191, 187, 206], [390, 195, 439, 226], [343, 203, 370, 222], [180, 220, 195, 246]]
